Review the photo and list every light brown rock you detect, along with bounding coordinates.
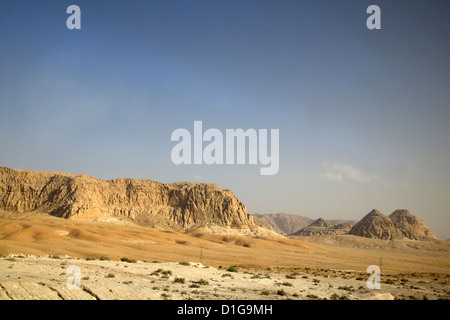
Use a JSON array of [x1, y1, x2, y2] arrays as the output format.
[[349, 209, 437, 240], [290, 218, 352, 236], [0, 167, 254, 232]]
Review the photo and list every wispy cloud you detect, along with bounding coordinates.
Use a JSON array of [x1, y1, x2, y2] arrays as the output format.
[[319, 162, 377, 183], [318, 172, 343, 182]]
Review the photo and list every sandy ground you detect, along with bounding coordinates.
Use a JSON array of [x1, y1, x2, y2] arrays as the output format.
[[0, 212, 449, 300]]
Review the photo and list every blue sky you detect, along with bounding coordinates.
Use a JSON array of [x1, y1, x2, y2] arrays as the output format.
[[0, 1, 449, 238]]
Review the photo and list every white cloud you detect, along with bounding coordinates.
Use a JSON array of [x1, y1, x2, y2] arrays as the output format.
[[318, 172, 343, 182], [319, 162, 377, 183]]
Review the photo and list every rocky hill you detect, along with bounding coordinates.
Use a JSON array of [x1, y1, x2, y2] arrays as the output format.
[[349, 209, 437, 240], [290, 218, 353, 236], [0, 167, 259, 232], [252, 213, 313, 234]]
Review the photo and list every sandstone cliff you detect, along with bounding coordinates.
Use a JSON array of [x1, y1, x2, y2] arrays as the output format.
[[349, 209, 437, 240], [0, 167, 256, 232]]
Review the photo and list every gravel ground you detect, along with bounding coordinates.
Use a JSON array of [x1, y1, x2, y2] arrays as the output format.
[[1, 254, 448, 300]]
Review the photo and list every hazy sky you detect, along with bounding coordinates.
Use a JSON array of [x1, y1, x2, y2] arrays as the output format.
[[0, 1, 449, 238]]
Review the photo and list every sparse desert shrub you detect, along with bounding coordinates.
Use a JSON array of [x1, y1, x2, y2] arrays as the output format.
[[330, 293, 340, 300], [222, 273, 233, 278], [338, 286, 354, 292], [282, 282, 293, 287], [306, 294, 319, 299], [197, 279, 209, 286], [120, 257, 137, 263], [340, 295, 350, 300], [384, 278, 395, 285], [175, 240, 188, 245], [286, 274, 296, 279], [85, 257, 95, 261], [161, 293, 170, 299], [261, 290, 271, 296], [192, 233, 204, 238], [179, 262, 190, 266], [106, 273, 115, 278], [190, 284, 200, 288], [50, 255, 61, 259], [302, 276, 308, 279], [235, 239, 251, 248], [222, 236, 232, 243], [174, 277, 185, 284], [227, 266, 239, 273], [123, 281, 133, 285], [99, 256, 109, 261], [277, 290, 287, 296]]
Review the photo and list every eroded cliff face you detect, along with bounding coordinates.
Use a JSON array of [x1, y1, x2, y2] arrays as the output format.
[[0, 167, 254, 231]]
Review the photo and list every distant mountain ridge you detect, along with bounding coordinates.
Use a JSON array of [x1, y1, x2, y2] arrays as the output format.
[[0, 167, 438, 241], [349, 209, 437, 240], [257, 210, 437, 241], [290, 218, 353, 236], [252, 213, 313, 234], [252, 213, 357, 235]]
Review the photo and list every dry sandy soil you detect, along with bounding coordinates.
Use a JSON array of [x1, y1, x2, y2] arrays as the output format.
[[0, 211, 449, 300]]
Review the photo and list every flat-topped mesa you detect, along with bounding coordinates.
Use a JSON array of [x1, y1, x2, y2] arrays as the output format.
[[349, 209, 437, 240], [0, 167, 254, 231]]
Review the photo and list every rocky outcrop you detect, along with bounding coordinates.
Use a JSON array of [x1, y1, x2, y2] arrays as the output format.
[[349, 209, 437, 240], [290, 218, 353, 236], [0, 167, 255, 231], [252, 213, 313, 235], [308, 218, 332, 229]]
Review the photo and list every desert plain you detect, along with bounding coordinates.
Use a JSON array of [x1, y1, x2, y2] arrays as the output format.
[[0, 211, 449, 300]]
